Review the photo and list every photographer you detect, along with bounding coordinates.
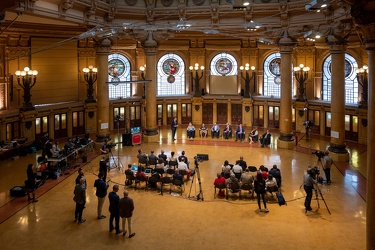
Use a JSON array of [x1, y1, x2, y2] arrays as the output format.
[[303, 166, 317, 211], [323, 150, 332, 184]]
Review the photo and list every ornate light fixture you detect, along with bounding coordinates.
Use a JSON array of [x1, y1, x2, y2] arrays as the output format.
[[189, 63, 204, 97], [139, 65, 146, 99], [356, 65, 368, 108], [15, 67, 38, 111], [82, 65, 97, 103], [239, 64, 256, 98], [293, 64, 310, 101]]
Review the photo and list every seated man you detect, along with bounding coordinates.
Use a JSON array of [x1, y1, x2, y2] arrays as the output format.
[[235, 124, 245, 142], [137, 149, 148, 165], [178, 150, 189, 167], [125, 165, 134, 186], [148, 150, 158, 164], [211, 123, 220, 139], [214, 173, 226, 197], [186, 122, 196, 141], [269, 164, 282, 187], [172, 169, 183, 182], [177, 158, 192, 180], [199, 123, 208, 138], [241, 168, 254, 185], [248, 127, 259, 144], [158, 150, 168, 164], [265, 174, 278, 194], [260, 130, 272, 148], [223, 123, 232, 139], [64, 137, 75, 153], [232, 160, 243, 181], [238, 156, 247, 171]]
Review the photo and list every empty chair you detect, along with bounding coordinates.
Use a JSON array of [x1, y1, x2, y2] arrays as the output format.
[[147, 176, 160, 191], [179, 169, 188, 182], [171, 178, 184, 195], [154, 168, 165, 176], [160, 176, 172, 195]]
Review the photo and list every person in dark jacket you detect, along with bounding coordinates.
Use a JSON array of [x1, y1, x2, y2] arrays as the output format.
[[26, 163, 38, 203], [94, 172, 109, 219], [254, 172, 269, 213], [119, 189, 135, 238], [108, 185, 122, 235], [74, 177, 86, 223]]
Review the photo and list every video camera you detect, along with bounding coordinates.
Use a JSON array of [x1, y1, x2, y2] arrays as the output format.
[[309, 166, 320, 177], [107, 142, 117, 150], [303, 120, 314, 129], [312, 150, 325, 159], [194, 155, 203, 164]]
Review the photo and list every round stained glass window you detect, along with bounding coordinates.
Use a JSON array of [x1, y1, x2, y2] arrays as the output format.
[[215, 58, 233, 76], [108, 59, 125, 78], [162, 59, 180, 75], [269, 58, 281, 76]]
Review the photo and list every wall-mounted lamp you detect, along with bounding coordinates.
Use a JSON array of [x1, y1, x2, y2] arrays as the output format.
[[294, 64, 310, 101], [15, 67, 38, 111], [139, 65, 146, 99], [83, 65, 97, 103], [189, 63, 204, 97], [356, 65, 368, 108], [239, 64, 256, 98]]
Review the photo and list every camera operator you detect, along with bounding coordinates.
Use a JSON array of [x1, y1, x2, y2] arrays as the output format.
[[323, 150, 332, 184], [100, 139, 109, 154], [303, 166, 317, 211]]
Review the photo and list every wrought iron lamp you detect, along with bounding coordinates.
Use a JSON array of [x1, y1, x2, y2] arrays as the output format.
[[15, 67, 38, 111], [294, 64, 310, 101], [239, 64, 255, 98], [356, 65, 368, 108], [83, 65, 97, 103], [189, 63, 204, 97]]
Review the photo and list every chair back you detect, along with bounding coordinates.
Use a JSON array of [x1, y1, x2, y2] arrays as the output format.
[[138, 158, 148, 166], [241, 183, 253, 191], [168, 161, 178, 169], [215, 183, 226, 189], [148, 158, 157, 167], [154, 168, 165, 175], [166, 168, 175, 176]]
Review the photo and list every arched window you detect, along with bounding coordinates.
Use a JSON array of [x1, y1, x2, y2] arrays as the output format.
[[157, 54, 185, 96], [209, 53, 237, 76], [322, 53, 358, 104], [107, 53, 131, 100], [263, 52, 281, 97]]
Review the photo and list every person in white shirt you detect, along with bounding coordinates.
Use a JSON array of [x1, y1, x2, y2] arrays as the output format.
[[232, 160, 243, 181], [52, 140, 61, 157], [211, 123, 220, 138], [177, 158, 192, 180], [265, 174, 278, 194]]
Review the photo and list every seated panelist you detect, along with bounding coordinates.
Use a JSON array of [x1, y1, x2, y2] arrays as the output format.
[[235, 124, 245, 142], [248, 127, 259, 144], [187, 122, 196, 140], [211, 123, 220, 139], [199, 123, 208, 138], [260, 130, 272, 148], [223, 123, 232, 139]]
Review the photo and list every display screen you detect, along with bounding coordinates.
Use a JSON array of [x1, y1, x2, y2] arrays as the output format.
[[131, 127, 141, 134]]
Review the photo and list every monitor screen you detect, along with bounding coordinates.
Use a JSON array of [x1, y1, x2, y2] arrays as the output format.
[[131, 165, 138, 172], [145, 168, 152, 174], [131, 127, 141, 134]]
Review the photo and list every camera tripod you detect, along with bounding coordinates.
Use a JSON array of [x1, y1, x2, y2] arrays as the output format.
[[188, 160, 204, 201], [313, 180, 331, 214], [108, 147, 124, 172]]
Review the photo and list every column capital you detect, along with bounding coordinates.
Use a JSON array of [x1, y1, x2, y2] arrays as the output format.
[[95, 38, 112, 54], [141, 31, 159, 56], [328, 44, 346, 54]]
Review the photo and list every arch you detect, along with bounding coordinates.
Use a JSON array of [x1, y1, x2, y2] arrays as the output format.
[[157, 53, 186, 96], [107, 53, 132, 100]]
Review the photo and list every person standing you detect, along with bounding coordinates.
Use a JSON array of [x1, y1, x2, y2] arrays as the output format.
[[26, 163, 38, 203], [323, 150, 332, 184], [254, 172, 269, 213], [119, 190, 136, 238], [171, 117, 178, 141], [74, 177, 86, 223], [99, 155, 109, 181], [108, 185, 122, 235], [94, 172, 109, 220], [303, 167, 317, 211]]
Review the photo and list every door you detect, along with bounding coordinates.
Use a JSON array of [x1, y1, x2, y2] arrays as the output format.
[[113, 107, 126, 129], [202, 103, 213, 124], [217, 103, 227, 124], [130, 105, 141, 128], [268, 106, 279, 129], [54, 113, 67, 139], [35, 116, 49, 143], [345, 115, 358, 142], [72, 111, 85, 135], [181, 103, 192, 124], [167, 104, 178, 124], [231, 104, 242, 125], [253, 105, 264, 127]]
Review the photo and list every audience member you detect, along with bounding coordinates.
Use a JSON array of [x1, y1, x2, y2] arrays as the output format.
[[259, 165, 268, 180], [75, 168, 87, 186], [108, 185, 122, 235], [254, 172, 269, 213], [26, 163, 38, 203], [235, 124, 245, 142], [155, 158, 165, 171], [187, 122, 196, 140], [323, 150, 332, 184], [137, 149, 148, 162], [74, 177, 87, 223], [214, 173, 226, 197], [94, 172, 109, 219], [52, 140, 61, 157], [168, 151, 178, 162], [211, 122, 220, 138], [100, 139, 109, 154], [269, 164, 282, 187], [177, 158, 192, 180], [232, 160, 243, 180], [99, 155, 109, 181], [303, 167, 317, 211], [158, 150, 168, 163], [238, 156, 247, 171], [222, 160, 231, 179], [135, 168, 148, 179], [241, 168, 253, 185], [260, 130, 272, 148], [265, 174, 278, 194], [173, 169, 183, 182], [223, 123, 232, 139], [178, 150, 189, 166], [248, 127, 259, 144], [148, 150, 158, 163], [125, 165, 134, 186], [119, 190, 136, 238], [199, 123, 208, 138], [65, 137, 75, 152], [41, 133, 49, 158], [228, 174, 240, 193]]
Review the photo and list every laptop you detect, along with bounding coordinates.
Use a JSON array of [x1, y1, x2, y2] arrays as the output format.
[[131, 165, 138, 172], [145, 168, 152, 174]]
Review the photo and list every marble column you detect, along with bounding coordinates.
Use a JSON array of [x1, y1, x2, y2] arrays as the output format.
[[364, 25, 375, 250], [327, 44, 349, 161], [142, 31, 159, 142], [277, 44, 294, 149], [95, 38, 111, 142]]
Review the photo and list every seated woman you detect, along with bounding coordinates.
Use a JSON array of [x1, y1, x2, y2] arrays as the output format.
[[265, 174, 278, 194], [248, 127, 259, 144], [214, 173, 226, 197], [199, 123, 208, 138], [136, 168, 148, 179], [186, 122, 196, 141], [221, 160, 232, 179]]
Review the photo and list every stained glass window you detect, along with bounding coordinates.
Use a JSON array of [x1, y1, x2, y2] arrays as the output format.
[[157, 54, 185, 96], [210, 53, 237, 76], [108, 53, 131, 99]]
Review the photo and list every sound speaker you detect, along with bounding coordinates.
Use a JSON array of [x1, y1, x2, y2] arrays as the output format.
[[197, 154, 209, 161], [122, 133, 131, 146]]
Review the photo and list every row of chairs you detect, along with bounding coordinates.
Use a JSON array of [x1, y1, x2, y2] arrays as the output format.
[[214, 182, 279, 200]]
